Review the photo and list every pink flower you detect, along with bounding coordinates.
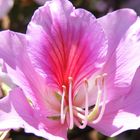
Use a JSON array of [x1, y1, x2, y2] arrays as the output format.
[[0, 0, 13, 19], [0, 0, 140, 139]]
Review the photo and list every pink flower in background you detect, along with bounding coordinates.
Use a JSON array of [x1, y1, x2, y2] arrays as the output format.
[[0, 0, 13, 19], [0, 0, 140, 140]]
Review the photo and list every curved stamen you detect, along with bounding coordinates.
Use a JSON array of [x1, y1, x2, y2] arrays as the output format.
[[68, 77, 74, 129], [87, 74, 107, 122], [77, 79, 89, 129], [93, 74, 107, 124], [73, 106, 85, 114], [73, 109, 85, 120], [60, 85, 66, 124], [87, 82, 102, 121]]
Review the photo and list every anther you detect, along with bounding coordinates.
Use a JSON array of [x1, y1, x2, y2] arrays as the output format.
[[95, 75, 101, 86], [102, 73, 107, 85], [84, 78, 88, 89], [77, 78, 89, 129]]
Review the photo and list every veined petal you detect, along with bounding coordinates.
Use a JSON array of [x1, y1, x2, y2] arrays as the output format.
[[89, 68, 140, 136], [0, 30, 60, 116], [0, 30, 66, 139], [27, 0, 108, 90], [89, 15, 140, 136], [0, 88, 66, 140], [101, 14, 140, 100], [0, 30, 26, 69], [0, 30, 36, 103], [98, 9, 137, 55], [0, 88, 35, 130]]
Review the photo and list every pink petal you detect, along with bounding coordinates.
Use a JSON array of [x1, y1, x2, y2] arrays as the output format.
[[0, 88, 34, 130], [0, 30, 26, 68], [0, 30, 60, 115], [27, 0, 108, 90], [10, 89, 67, 140], [0, 0, 13, 19], [89, 15, 140, 136], [89, 68, 140, 136], [0, 30, 37, 104], [0, 30, 67, 139], [98, 9, 137, 53], [0, 88, 66, 140], [100, 11, 140, 100], [76, 9, 139, 108]]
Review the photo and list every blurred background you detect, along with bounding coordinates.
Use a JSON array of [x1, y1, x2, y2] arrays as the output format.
[[0, 0, 140, 140]]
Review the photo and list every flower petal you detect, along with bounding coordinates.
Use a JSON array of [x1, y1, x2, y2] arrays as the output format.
[[0, 88, 35, 130], [98, 9, 137, 54], [0, 30, 37, 103], [0, 88, 66, 140], [89, 68, 140, 136], [0, 30, 61, 116], [0, 30, 26, 69], [101, 15, 140, 100], [0, 30, 67, 139], [27, 0, 108, 90]]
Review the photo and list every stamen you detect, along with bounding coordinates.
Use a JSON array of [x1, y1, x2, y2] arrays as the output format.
[[87, 74, 107, 122], [87, 84, 101, 121], [77, 79, 89, 129], [74, 117, 82, 128], [73, 110, 85, 120], [68, 77, 74, 129], [93, 74, 107, 124], [1, 83, 11, 96], [95, 75, 101, 86], [60, 85, 66, 124], [73, 106, 85, 113]]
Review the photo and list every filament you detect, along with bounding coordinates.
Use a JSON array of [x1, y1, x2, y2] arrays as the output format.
[[77, 79, 89, 129], [87, 74, 107, 122], [93, 75, 107, 124], [68, 77, 74, 129], [60, 85, 66, 124], [58, 74, 107, 129], [73, 106, 85, 113]]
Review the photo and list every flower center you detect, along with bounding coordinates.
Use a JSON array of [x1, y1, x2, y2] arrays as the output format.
[[60, 73, 107, 129]]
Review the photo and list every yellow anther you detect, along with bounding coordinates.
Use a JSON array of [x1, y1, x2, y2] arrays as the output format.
[[88, 73, 107, 122], [1, 83, 11, 96], [87, 89, 101, 122], [47, 115, 60, 120]]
